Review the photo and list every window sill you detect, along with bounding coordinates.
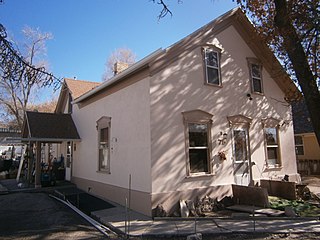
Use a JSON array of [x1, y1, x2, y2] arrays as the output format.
[[205, 82, 223, 88], [251, 91, 264, 96], [186, 172, 215, 179], [266, 166, 282, 170], [96, 170, 110, 174]]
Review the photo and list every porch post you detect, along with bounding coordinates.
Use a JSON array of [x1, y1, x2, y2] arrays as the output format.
[[35, 141, 42, 188]]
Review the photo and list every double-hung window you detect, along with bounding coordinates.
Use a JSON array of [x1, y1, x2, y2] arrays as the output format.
[[262, 118, 281, 167], [204, 47, 221, 86], [247, 58, 263, 94], [265, 128, 280, 166], [188, 123, 209, 173], [96, 116, 111, 173], [183, 110, 213, 176]]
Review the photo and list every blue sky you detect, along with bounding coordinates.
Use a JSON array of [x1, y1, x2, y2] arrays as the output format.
[[0, 0, 237, 99]]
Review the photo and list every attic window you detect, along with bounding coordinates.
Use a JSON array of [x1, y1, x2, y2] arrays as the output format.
[[247, 58, 263, 94], [203, 47, 222, 86]]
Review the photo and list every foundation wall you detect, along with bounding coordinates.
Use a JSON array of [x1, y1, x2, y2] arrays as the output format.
[[151, 184, 232, 216], [72, 176, 152, 216]]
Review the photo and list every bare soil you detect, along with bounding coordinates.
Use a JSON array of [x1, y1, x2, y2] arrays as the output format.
[[0, 192, 106, 239]]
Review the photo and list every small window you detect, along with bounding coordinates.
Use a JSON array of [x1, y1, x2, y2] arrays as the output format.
[[183, 110, 213, 176], [96, 116, 111, 173], [204, 48, 221, 86], [294, 136, 304, 155], [247, 58, 263, 94], [265, 127, 281, 167]]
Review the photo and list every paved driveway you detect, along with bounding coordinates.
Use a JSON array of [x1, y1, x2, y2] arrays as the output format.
[[0, 192, 106, 239]]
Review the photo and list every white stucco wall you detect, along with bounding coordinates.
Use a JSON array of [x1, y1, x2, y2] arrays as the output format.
[[72, 78, 152, 193], [150, 25, 297, 195]]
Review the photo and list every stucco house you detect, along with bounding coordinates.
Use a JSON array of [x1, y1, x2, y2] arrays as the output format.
[[292, 99, 320, 175], [27, 8, 301, 216]]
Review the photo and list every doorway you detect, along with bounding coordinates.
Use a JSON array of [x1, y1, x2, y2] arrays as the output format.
[[232, 128, 251, 186], [65, 141, 72, 181]]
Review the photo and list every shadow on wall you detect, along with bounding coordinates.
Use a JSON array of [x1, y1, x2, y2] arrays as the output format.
[[150, 36, 291, 194]]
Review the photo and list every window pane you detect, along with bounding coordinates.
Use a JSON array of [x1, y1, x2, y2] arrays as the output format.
[[207, 67, 220, 85], [294, 136, 303, 145], [189, 149, 208, 173], [253, 78, 262, 93], [251, 64, 261, 78], [189, 123, 208, 147], [233, 130, 248, 161], [265, 128, 278, 145], [99, 143, 108, 169], [295, 146, 304, 155], [100, 127, 108, 143], [206, 50, 218, 67], [267, 147, 278, 164]]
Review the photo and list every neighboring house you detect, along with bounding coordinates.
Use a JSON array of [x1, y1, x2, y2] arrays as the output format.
[[292, 99, 320, 175], [28, 8, 300, 216]]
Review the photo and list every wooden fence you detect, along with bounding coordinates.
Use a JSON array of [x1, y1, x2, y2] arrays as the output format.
[[297, 159, 320, 176]]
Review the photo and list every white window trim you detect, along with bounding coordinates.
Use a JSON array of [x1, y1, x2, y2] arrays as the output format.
[[247, 58, 264, 95], [96, 116, 111, 173], [182, 110, 213, 177], [203, 46, 222, 87]]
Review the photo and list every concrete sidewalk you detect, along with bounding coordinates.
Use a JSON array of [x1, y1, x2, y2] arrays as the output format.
[[91, 206, 320, 237]]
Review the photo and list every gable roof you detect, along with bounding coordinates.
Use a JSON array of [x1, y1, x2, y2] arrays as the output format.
[[65, 78, 100, 100], [55, 78, 100, 113], [74, 7, 300, 105], [22, 111, 80, 142]]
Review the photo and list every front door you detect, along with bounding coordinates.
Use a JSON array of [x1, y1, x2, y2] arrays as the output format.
[[65, 141, 72, 181], [232, 128, 250, 186]]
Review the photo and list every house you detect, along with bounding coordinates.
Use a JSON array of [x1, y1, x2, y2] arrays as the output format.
[[292, 99, 320, 175], [24, 8, 301, 216], [21, 78, 99, 186]]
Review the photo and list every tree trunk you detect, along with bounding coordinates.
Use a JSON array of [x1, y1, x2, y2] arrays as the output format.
[[274, 0, 320, 146]]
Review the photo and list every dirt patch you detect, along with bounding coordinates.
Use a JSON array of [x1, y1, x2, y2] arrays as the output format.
[[0, 192, 106, 239]]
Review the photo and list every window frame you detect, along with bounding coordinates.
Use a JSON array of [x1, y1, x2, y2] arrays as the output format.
[[247, 58, 264, 94], [182, 110, 213, 177], [96, 116, 111, 173], [203, 46, 222, 87], [262, 118, 281, 168]]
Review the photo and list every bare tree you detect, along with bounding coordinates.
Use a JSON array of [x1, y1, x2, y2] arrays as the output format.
[[102, 47, 136, 81], [28, 98, 58, 113], [0, 24, 59, 129]]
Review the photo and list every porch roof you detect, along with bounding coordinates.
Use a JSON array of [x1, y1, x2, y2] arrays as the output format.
[[22, 111, 81, 143]]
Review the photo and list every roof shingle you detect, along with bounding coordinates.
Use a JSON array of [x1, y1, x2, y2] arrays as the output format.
[[22, 111, 80, 141]]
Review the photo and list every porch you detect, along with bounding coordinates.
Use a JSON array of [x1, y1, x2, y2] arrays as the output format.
[[21, 111, 81, 188]]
